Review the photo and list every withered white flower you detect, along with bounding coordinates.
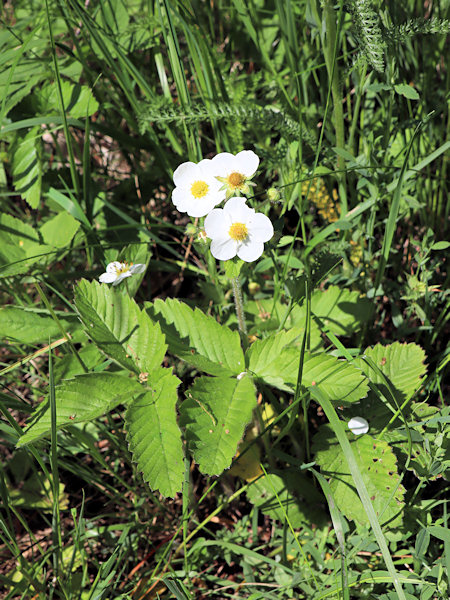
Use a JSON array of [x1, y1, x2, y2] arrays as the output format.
[[212, 150, 259, 198], [171, 159, 225, 217], [99, 261, 146, 286], [348, 416, 369, 435], [204, 197, 273, 262]]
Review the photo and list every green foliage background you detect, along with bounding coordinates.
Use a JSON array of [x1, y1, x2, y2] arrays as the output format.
[[0, 0, 449, 599]]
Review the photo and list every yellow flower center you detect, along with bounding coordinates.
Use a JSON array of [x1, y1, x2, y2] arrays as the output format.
[[191, 180, 209, 198], [116, 262, 131, 275], [227, 172, 246, 188], [229, 222, 248, 241]]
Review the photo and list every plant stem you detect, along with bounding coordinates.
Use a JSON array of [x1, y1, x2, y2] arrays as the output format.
[[231, 277, 248, 349]]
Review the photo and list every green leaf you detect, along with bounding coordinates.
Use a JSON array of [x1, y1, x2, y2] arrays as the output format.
[[223, 258, 244, 279], [311, 285, 372, 335], [312, 425, 405, 527], [246, 472, 319, 527], [149, 298, 245, 376], [246, 330, 304, 391], [74, 279, 167, 376], [11, 126, 42, 209], [39, 212, 80, 248], [47, 187, 92, 229], [394, 83, 420, 100], [126, 369, 184, 497], [180, 375, 257, 475], [357, 342, 427, 402], [249, 344, 368, 405], [301, 354, 369, 405], [0, 307, 76, 345], [54, 344, 103, 383], [18, 373, 143, 446], [430, 241, 450, 251], [0, 213, 46, 277], [37, 81, 99, 118]]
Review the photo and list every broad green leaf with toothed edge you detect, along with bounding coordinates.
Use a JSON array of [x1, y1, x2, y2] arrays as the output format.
[[356, 342, 426, 403], [126, 369, 184, 498], [18, 373, 143, 446], [248, 345, 368, 405], [74, 279, 167, 376], [149, 298, 245, 376], [312, 424, 405, 527], [180, 375, 257, 476]]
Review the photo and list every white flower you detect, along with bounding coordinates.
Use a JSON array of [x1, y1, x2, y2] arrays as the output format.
[[204, 197, 273, 262], [171, 159, 225, 217], [99, 261, 146, 286], [348, 416, 369, 435], [212, 150, 259, 198]]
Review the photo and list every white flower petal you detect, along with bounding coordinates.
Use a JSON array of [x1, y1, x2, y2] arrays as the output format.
[[186, 197, 221, 218], [99, 272, 118, 283], [224, 197, 253, 223], [197, 158, 214, 173], [205, 209, 232, 238], [129, 264, 146, 274], [248, 213, 274, 242], [235, 150, 259, 177], [210, 237, 237, 260], [171, 186, 189, 211], [211, 152, 237, 177], [237, 239, 264, 262], [106, 261, 121, 273], [173, 161, 197, 186], [348, 417, 369, 435], [112, 272, 132, 286]]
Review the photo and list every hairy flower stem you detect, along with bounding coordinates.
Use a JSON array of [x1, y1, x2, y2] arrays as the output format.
[[231, 277, 248, 349]]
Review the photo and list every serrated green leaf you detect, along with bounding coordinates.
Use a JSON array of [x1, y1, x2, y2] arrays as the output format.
[[149, 298, 245, 376], [40, 212, 80, 248], [311, 285, 372, 335], [357, 342, 426, 402], [180, 375, 256, 475], [18, 373, 143, 446], [11, 126, 42, 209], [249, 345, 368, 404], [246, 330, 304, 391], [312, 425, 405, 527], [126, 369, 183, 497], [74, 279, 167, 375], [0, 307, 77, 345], [302, 354, 369, 405]]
